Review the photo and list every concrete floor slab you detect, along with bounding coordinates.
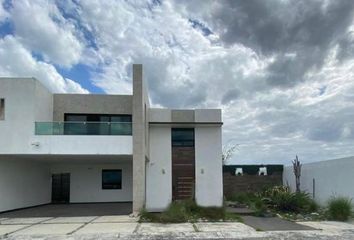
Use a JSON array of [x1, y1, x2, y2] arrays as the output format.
[[138, 223, 195, 233], [11, 223, 83, 236], [44, 216, 96, 224], [242, 216, 316, 231], [92, 215, 137, 223], [74, 222, 138, 234], [195, 222, 256, 233], [0, 203, 132, 218], [0, 225, 29, 236], [0, 217, 52, 225]]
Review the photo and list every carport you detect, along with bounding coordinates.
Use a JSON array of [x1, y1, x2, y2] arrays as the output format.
[[0, 155, 133, 214]]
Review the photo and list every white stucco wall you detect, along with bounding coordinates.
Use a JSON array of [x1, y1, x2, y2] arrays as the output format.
[[146, 126, 172, 211], [195, 127, 223, 207], [0, 78, 49, 154], [51, 162, 133, 203], [31, 136, 132, 155], [283, 156, 354, 206], [0, 159, 51, 212]]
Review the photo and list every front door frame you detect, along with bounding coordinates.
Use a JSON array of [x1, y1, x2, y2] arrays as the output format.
[[51, 173, 70, 204]]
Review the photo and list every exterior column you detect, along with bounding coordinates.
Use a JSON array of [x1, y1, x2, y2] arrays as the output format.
[[132, 64, 146, 213]]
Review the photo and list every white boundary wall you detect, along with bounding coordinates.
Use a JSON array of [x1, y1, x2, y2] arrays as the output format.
[[283, 156, 354, 206]]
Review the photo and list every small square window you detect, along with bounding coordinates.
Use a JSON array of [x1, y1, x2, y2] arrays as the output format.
[[102, 169, 122, 189], [0, 99, 4, 120]]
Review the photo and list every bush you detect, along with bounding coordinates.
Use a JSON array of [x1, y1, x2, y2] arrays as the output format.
[[251, 198, 268, 216], [139, 200, 237, 223], [327, 197, 352, 221], [262, 186, 317, 214], [228, 192, 258, 204]]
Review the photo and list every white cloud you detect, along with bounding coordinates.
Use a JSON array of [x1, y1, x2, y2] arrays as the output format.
[[0, 0, 354, 164], [10, 0, 83, 67], [0, 35, 88, 93]]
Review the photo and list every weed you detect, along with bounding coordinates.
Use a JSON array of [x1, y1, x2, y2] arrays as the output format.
[[327, 196, 352, 221], [139, 200, 241, 223]]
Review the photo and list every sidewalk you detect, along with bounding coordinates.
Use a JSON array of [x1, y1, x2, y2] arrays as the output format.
[[1, 216, 354, 239]]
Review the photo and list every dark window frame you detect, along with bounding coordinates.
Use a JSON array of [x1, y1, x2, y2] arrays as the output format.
[[102, 169, 122, 190], [63, 114, 132, 135], [0, 98, 4, 120], [172, 128, 195, 147], [64, 113, 132, 122]]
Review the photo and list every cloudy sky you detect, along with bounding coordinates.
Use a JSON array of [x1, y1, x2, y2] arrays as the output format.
[[1, 0, 354, 165]]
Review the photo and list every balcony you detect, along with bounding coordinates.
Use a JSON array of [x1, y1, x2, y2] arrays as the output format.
[[35, 122, 132, 136]]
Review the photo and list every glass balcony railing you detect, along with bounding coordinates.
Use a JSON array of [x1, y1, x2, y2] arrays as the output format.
[[35, 122, 132, 135]]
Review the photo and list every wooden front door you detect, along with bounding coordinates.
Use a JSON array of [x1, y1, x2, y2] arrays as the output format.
[[172, 128, 195, 200], [52, 173, 70, 203]]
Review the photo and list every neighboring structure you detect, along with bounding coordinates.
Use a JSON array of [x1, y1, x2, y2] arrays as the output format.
[[283, 156, 354, 206], [223, 165, 283, 197], [0, 64, 223, 213]]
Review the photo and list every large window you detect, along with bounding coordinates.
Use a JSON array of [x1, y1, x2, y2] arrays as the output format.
[[63, 114, 132, 135], [0, 98, 4, 120], [102, 169, 122, 189], [172, 128, 195, 147], [64, 114, 132, 123]]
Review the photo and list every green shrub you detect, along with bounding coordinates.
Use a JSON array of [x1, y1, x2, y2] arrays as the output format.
[[139, 200, 234, 223], [251, 198, 268, 216], [327, 197, 352, 221], [262, 185, 290, 198], [228, 192, 258, 204], [262, 186, 317, 214], [159, 201, 190, 223]]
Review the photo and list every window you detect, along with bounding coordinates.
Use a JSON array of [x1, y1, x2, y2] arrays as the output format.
[[65, 114, 132, 122], [63, 114, 132, 135], [0, 98, 4, 120], [172, 128, 195, 147], [102, 169, 122, 189]]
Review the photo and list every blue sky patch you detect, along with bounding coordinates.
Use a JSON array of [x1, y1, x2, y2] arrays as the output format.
[[57, 64, 103, 93], [189, 19, 213, 36]]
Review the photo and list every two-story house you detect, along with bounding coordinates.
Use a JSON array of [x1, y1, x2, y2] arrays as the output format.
[[0, 64, 223, 213]]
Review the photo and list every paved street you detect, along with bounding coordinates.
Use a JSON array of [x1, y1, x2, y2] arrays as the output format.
[[1, 216, 354, 239]]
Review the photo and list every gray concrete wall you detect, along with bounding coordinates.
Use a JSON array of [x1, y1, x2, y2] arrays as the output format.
[[53, 94, 132, 121], [149, 108, 222, 124], [132, 64, 149, 212], [283, 156, 354, 206]]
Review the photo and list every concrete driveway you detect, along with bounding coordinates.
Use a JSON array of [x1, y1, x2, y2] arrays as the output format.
[[0, 203, 132, 218], [1, 205, 354, 239], [0, 217, 354, 239]]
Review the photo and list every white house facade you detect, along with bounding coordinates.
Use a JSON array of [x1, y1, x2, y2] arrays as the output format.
[[0, 64, 223, 213]]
